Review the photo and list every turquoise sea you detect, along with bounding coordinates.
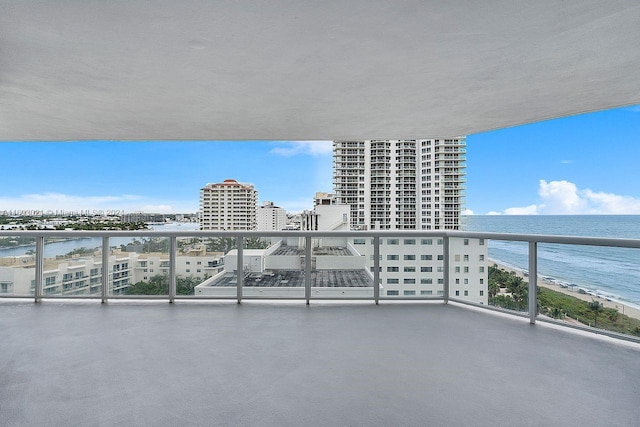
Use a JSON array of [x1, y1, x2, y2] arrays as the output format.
[[463, 215, 640, 308]]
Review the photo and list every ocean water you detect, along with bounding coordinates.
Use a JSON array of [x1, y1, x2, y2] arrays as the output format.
[[463, 215, 640, 308]]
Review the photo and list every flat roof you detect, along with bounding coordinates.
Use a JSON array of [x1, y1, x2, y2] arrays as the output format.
[[271, 246, 352, 256], [205, 269, 372, 288]]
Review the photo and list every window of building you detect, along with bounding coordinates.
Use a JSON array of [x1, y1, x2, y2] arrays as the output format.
[[463, 254, 469, 261], [455, 290, 460, 296], [404, 290, 416, 296], [404, 255, 416, 261], [420, 278, 433, 284], [437, 266, 444, 272], [387, 278, 399, 284], [463, 239, 469, 245], [480, 278, 484, 284], [437, 278, 444, 284], [479, 254, 485, 261], [479, 239, 485, 245], [421, 239, 433, 245], [420, 254, 433, 261], [464, 278, 469, 284], [404, 278, 416, 284], [455, 266, 460, 273], [353, 239, 366, 245], [404, 239, 416, 245], [464, 290, 469, 296], [421, 266, 432, 273], [479, 266, 485, 273], [387, 290, 399, 296], [464, 266, 469, 273], [404, 266, 415, 272], [387, 255, 399, 261], [387, 266, 399, 272], [437, 255, 443, 260], [480, 290, 484, 296], [421, 290, 433, 295], [437, 239, 443, 245], [387, 239, 399, 245]]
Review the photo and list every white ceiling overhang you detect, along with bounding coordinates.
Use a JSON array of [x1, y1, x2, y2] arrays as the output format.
[[1, 0, 639, 141]]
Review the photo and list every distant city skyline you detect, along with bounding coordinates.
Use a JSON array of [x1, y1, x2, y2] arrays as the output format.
[[1, 105, 639, 215]]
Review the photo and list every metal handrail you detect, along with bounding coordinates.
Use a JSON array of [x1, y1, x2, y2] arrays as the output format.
[[2, 229, 640, 343]]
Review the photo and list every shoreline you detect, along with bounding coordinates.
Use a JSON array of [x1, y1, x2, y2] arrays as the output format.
[[489, 259, 640, 322]]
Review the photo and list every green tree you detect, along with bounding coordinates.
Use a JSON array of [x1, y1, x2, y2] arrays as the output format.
[[587, 300, 603, 328], [124, 275, 203, 296]]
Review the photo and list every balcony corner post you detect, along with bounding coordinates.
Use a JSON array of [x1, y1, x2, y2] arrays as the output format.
[[528, 241, 537, 324], [34, 236, 44, 303], [443, 235, 450, 305], [169, 237, 177, 303], [305, 236, 312, 305], [236, 236, 243, 304], [373, 236, 380, 304], [101, 236, 109, 303]]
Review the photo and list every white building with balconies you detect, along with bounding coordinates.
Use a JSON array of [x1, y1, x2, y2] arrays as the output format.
[[200, 179, 258, 231], [333, 139, 466, 231]]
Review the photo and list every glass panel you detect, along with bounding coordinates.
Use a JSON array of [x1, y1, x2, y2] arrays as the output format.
[[485, 239, 529, 314], [448, 237, 489, 305], [534, 243, 640, 338], [178, 236, 229, 297], [112, 237, 168, 296], [43, 237, 102, 297], [311, 234, 373, 299], [0, 235, 36, 296]]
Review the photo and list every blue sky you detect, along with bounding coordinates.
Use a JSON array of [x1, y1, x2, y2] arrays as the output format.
[[1, 105, 639, 215]]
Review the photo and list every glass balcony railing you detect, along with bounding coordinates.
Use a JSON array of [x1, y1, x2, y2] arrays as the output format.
[[1, 229, 639, 342]]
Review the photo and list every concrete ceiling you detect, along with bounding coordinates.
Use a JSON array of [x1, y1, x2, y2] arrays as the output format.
[[1, 0, 640, 141]]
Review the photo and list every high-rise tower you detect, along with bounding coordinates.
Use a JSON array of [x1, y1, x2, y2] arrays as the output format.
[[199, 179, 258, 230], [333, 139, 466, 230]]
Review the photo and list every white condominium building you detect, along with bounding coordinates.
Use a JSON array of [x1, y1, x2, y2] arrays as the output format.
[[256, 201, 287, 231], [333, 139, 466, 230], [200, 179, 258, 230]]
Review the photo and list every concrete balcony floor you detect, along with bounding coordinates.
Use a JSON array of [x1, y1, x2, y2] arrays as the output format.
[[2, 300, 639, 427]]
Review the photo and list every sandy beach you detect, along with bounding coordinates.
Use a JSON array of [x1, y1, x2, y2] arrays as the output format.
[[490, 259, 640, 322]]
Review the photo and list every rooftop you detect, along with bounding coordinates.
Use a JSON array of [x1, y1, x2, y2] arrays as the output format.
[[271, 246, 352, 256], [2, 300, 639, 426], [204, 269, 372, 288]]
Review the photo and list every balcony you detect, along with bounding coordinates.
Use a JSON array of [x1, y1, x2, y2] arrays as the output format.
[[1, 229, 640, 426]]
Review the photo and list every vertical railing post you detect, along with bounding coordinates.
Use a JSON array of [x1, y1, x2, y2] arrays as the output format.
[[528, 241, 538, 324], [305, 236, 311, 304], [34, 236, 44, 303], [236, 236, 243, 304], [373, 236, 380, 304], [101, 236, 109, 303], [443, 235, 450, 304], [169, 237, 177, 303]]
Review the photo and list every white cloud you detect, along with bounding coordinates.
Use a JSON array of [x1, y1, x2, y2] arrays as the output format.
[[491, 180, 640, 215], [486, 211, 503, 216], [504, 205, 539, 215], [461, 209, 474, 215], [269, 141, 333, 156]]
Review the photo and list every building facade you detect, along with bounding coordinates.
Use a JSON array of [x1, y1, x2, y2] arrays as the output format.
[[0, 249, 225, 297], [333, 139, 466, 230], [256, 201, 287, 231], [199, 179, 258, 230]]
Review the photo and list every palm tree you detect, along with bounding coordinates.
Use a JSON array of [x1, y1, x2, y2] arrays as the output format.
[[587, 300, 603, 328]]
